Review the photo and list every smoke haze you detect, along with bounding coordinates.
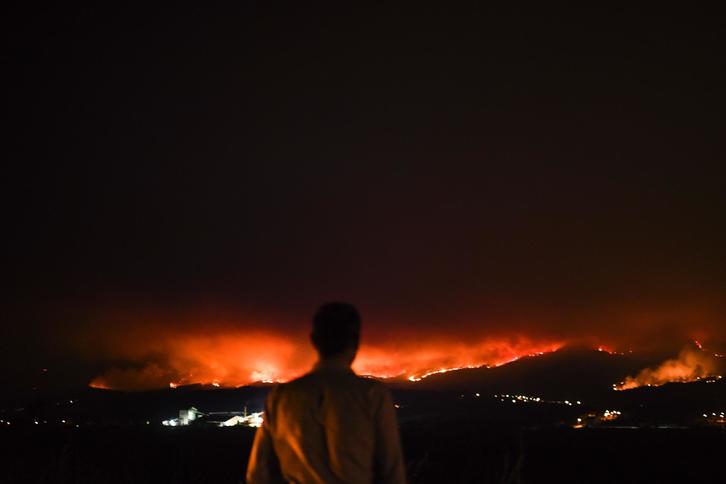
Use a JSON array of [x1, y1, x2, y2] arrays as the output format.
[[4, 6, 726, 395], [617, 347, 724, 390]]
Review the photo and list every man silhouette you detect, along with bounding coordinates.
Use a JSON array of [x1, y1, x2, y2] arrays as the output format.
[[246, 302, 406, 484]]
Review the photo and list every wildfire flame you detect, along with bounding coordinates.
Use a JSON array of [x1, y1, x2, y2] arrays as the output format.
[[88, 333, 564, 390], [614, 347, 723, 391], [83, 306, 726, 392]]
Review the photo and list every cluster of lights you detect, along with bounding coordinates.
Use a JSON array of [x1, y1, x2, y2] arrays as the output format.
[[247, 412, 264, 428], [0, 419, 10, 426], [702, 411, 726, 425], [602, 410, 622, 420], [29, 419, 78, 427], [162, 407, 264, 428], [596, 346, 630, 356], [493, 394, 582, 406], [573, 410, 622, 428], [219, 412, 264, 428]]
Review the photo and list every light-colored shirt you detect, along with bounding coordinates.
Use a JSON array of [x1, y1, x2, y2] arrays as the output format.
[[246, 362, 406, 484]]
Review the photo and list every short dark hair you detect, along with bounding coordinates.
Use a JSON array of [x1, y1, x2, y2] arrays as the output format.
[[312, 302, 361, 357]]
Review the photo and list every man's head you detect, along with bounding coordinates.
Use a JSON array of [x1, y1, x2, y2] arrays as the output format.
[[311, 302, 361, 363]]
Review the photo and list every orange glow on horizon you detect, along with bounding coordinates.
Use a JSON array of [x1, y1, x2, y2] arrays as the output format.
[[76, 300, 726, 391], [88, 333, 565, 390], [80, 304, 726, 392]]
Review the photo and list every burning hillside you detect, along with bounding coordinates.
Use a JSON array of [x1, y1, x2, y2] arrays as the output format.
[[614, 347, 724, 391], [89, 334, 564, 390], [86, 324, 726, 392], [74, 302, 726, 392]]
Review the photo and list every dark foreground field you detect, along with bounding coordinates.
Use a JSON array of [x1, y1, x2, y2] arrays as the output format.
[[1, 423, 725, 484]]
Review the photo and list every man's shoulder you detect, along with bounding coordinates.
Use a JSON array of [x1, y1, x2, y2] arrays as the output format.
[[274, 371, 388, 395], [268, 373, 313, 396], [353, 375, 388, 391], [347, 375, 393, 405], [280, 371, 320, 388], [268, 371, 326, 398]]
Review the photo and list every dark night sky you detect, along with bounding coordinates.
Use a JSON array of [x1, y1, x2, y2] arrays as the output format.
[[3, 5, 726, 393]]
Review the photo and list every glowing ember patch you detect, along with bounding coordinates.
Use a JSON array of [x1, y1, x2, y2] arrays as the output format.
[[89, 380, 111, 390], [596, 345, 627, 356]]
